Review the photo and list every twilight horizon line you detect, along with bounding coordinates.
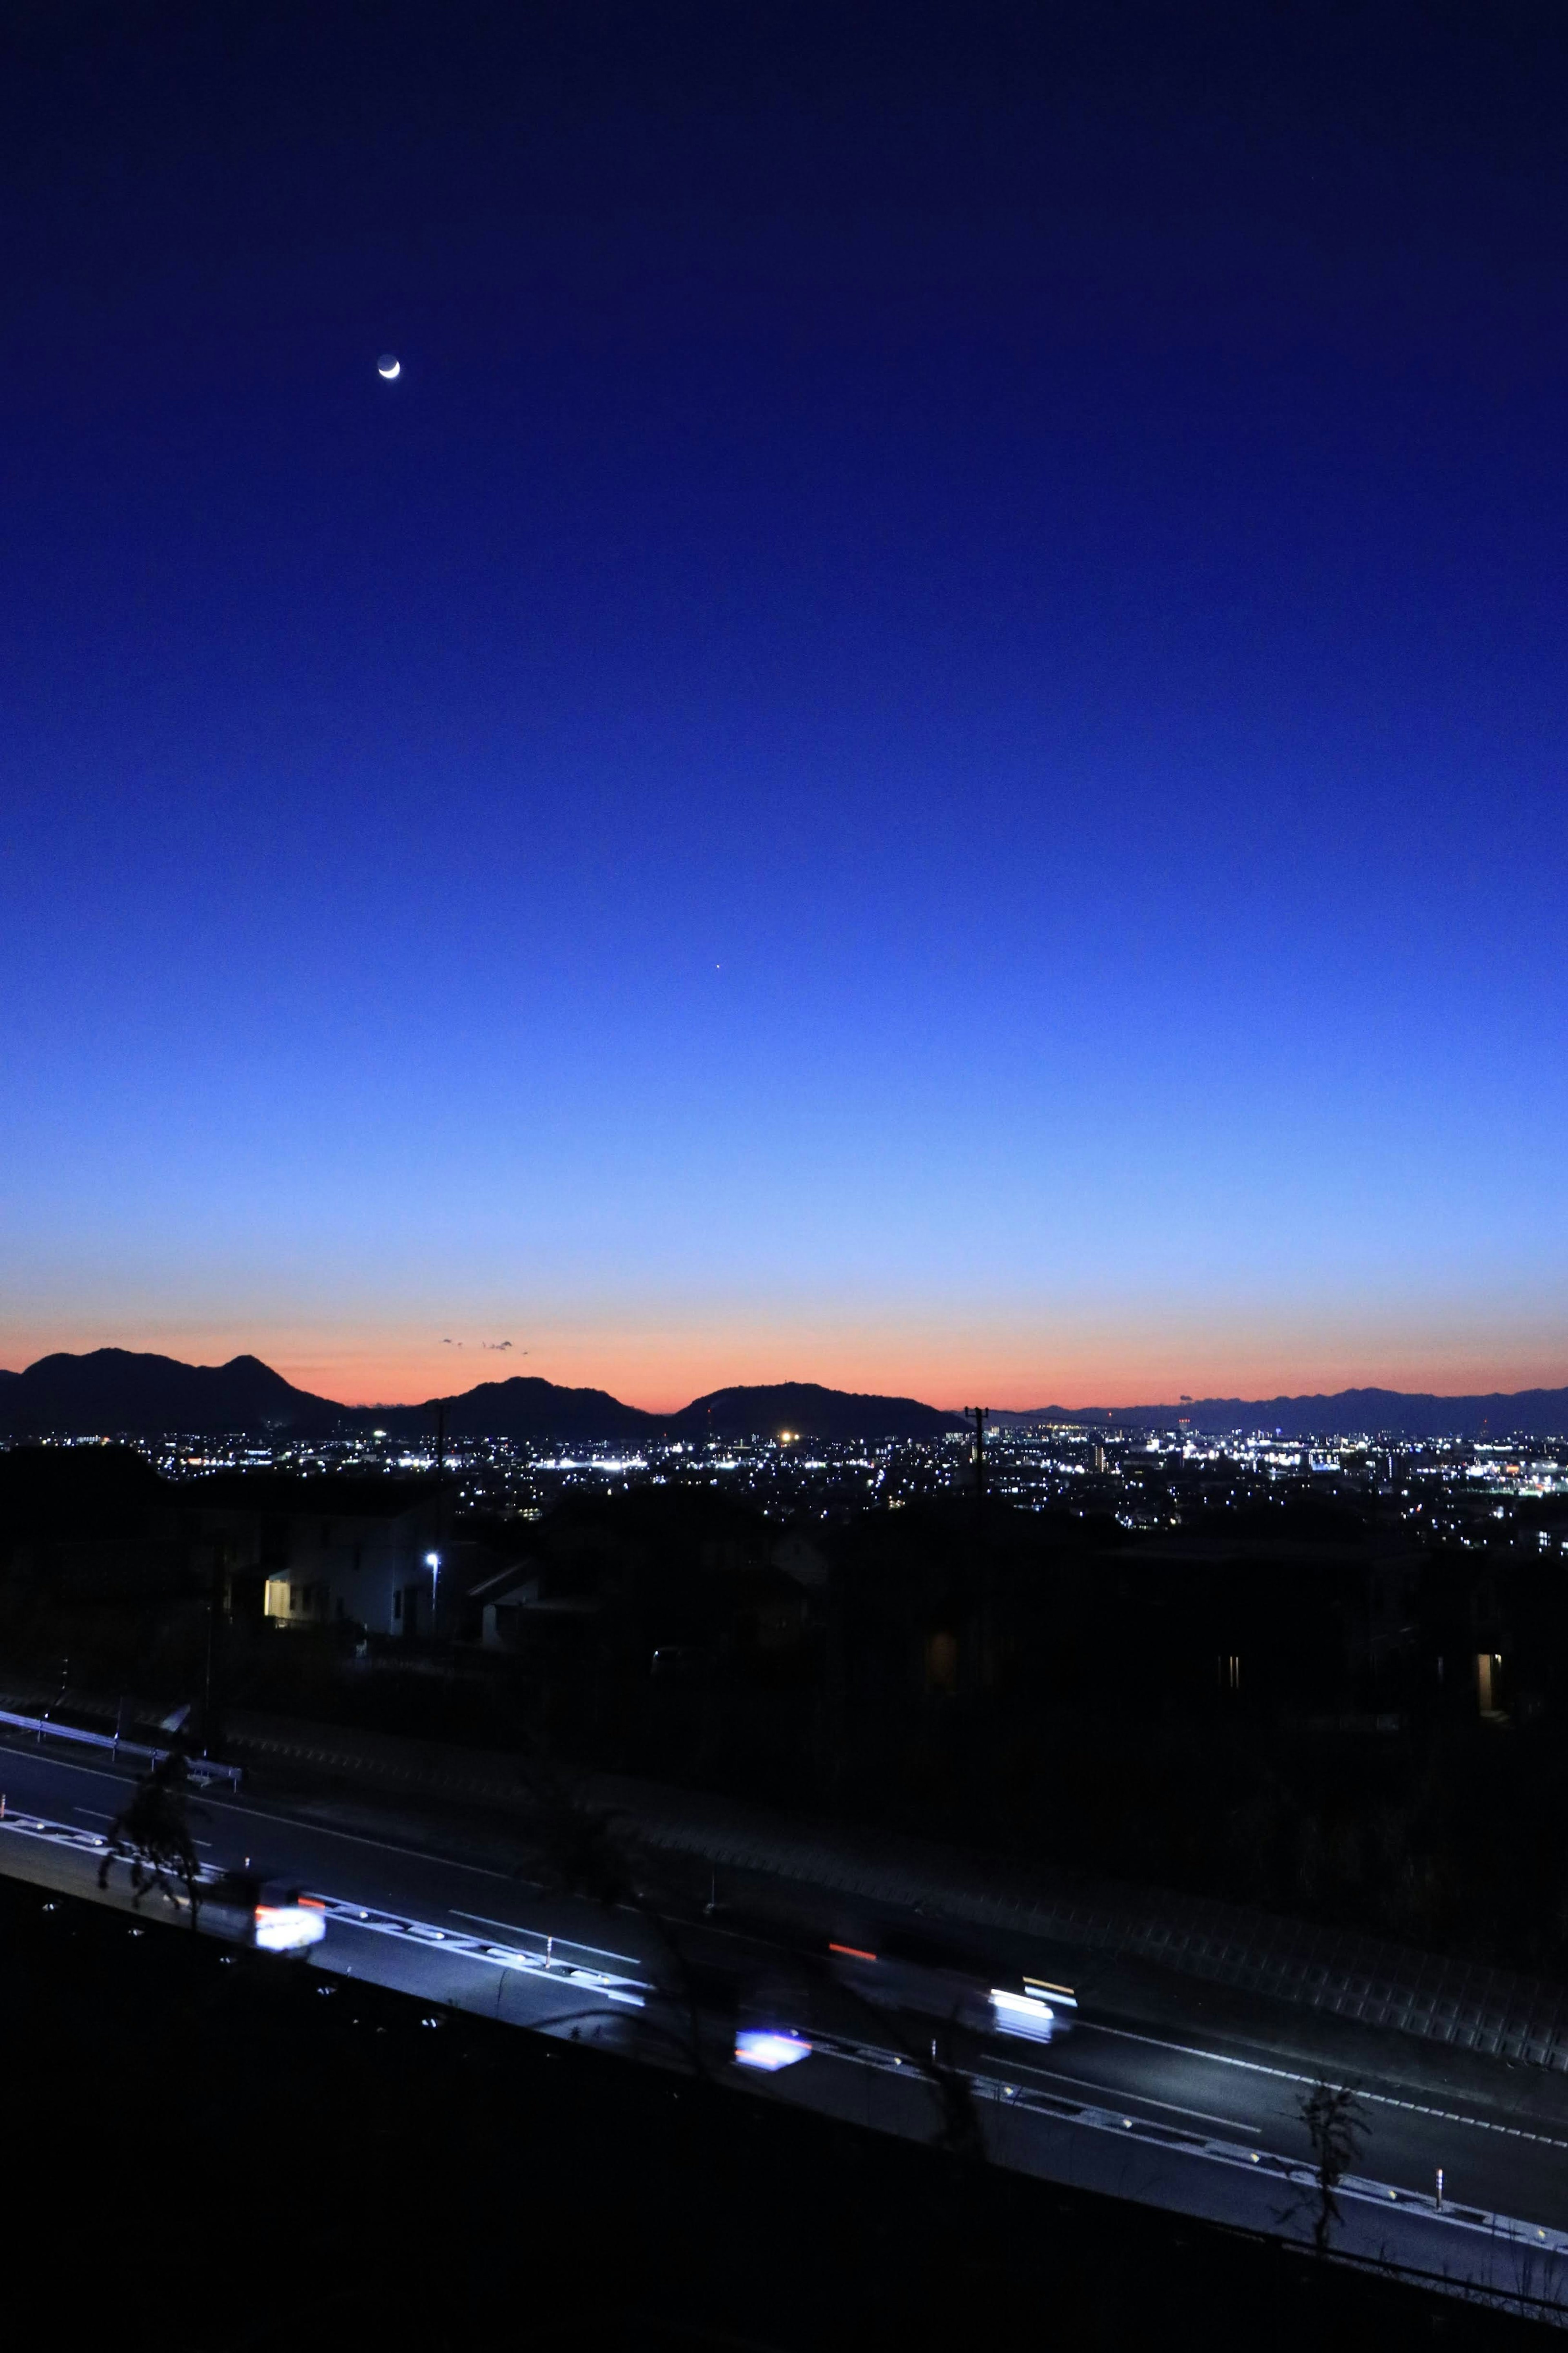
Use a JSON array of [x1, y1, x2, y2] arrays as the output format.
[[4, 1340, 1568, 1424]]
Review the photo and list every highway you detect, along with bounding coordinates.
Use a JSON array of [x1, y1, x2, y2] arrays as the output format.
[[2, 1731, 1565, 2315]]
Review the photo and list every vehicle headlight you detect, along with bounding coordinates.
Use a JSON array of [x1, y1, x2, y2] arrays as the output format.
[[734, 2029, 812, 2072], [990, 1988, 1054, 2033], [254, 1904, 327, 1953]]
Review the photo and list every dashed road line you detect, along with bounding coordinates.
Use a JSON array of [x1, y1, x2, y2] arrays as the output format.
[[1082, 2020, 1568, 2151], [1002, 2056, 1260, 2136]]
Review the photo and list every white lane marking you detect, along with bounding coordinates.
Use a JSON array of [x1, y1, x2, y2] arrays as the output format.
[[310, 1895, 646, 2005], [449, 1908, 640, 1966], [1002, 2057, 1260, 2137], [182, 1797, 522, 1882], [0, 1745, 520, 1885], [72, 1802, 208, 1848], [62, 1798, 209, 1854], [1081, 2020, 1568, 2152], [812, 2036, 1568, 2249], [22, 1741, 1568, 2157]]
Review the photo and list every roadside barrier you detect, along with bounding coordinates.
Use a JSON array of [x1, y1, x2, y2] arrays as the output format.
[[0, 1705, 243, 1789]]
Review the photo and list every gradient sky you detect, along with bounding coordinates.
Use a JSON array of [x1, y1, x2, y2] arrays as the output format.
[[3, 3, 1567, 1410]]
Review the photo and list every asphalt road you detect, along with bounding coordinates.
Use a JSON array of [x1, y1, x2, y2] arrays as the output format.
[[2, 1733, 1564, 2312]]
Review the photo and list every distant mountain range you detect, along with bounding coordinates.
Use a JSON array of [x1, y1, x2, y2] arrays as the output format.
[[2, 1351, 1565, 1442], [0, 1352, 962, 1442], [0, 1350, 345, 1435], [990, 1387, 1568, 1439]]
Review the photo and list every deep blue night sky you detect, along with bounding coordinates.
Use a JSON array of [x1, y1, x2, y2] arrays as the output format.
[[3, 4, 1565, 1407]]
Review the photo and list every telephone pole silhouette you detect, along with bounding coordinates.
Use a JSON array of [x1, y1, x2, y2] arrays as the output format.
[[432, 1396, 451, 1639], [964, 1407, 992, 1695], [965, 1406, 989, 1521]]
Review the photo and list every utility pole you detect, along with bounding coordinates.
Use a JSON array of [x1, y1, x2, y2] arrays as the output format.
[[203, 1560, 216, 1757], [432, 1397, 451, 1639], [965, 1408, 991, 1697], [965, 1407, 989, 1519]]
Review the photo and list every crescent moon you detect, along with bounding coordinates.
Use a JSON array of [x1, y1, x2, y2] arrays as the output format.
[[377, 355, 401, 380]]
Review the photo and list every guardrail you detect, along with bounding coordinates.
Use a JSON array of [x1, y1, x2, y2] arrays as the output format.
[[0, 1706, 243, 1790]]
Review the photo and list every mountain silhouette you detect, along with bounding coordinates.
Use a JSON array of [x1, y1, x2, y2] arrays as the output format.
[[989, 1385, 1568, 1438], [0, 1354, 966, 1442], [3, 1350, 1566, 1442], [370, 1375, 655, 1443], [0, 1349, 343, 1436], [670, 1382, 962, 1441]]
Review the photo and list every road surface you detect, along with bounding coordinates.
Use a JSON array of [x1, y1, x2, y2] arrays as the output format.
[[0, 1731, 1562, 2316]]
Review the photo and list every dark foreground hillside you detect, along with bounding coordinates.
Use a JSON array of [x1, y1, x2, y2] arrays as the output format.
[[0, 1876, 1549, 2351]]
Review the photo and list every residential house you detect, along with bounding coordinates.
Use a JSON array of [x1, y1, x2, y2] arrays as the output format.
[[180, 1473, 445, 1637]]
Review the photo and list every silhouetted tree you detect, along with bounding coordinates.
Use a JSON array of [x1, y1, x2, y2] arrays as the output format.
[[97, 1748, 202, 1924], [1298, 2080, 1365, 2256]]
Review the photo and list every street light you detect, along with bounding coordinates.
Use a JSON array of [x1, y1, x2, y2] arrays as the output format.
[[425, 1550, 441, 1628]]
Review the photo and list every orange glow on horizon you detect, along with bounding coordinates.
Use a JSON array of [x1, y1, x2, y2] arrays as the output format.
[[3, 1316, 1564, 1415]]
